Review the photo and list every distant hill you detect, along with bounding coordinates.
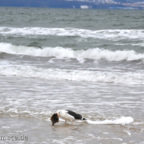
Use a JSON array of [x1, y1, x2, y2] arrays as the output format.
[[0, 0, 144, 9]]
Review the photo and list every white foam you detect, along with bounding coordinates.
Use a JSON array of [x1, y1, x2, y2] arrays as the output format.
[[1, 43, 144, 62], [133, 122, 144, 125], [0, 65, 144, 85], [0, 105, 135, 125], [86, 117, 134, 125], [0, 105, 52, 120], [0, 27, 144, 40]]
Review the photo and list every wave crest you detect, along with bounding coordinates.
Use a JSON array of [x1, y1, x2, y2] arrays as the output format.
[[1, 43, 144, 62], [0, 27, 144, 40], [0, 65, 144, 84]]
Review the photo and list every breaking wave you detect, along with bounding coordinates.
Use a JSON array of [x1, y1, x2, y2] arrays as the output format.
[[1, 43, 144, 62], [0, 27, 144, 40], [0, 65, 144, 85], [86, 117, 134, 125], [0, 106, 134, 125]]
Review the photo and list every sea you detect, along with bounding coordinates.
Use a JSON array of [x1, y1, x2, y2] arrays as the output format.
[[0, 7, 144, 144]]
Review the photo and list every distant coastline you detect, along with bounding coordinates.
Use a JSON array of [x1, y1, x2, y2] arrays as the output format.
[[0, 0, 144, 10]]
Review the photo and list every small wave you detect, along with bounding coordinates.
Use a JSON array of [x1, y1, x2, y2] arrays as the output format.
[[133, 122, 144, 125], [0, 65, 144, 84], [0, 43, 144, 62], [0, 106, 134, 125], [0, 27, 144, 40], [54, 117, 134, 125], [0, 107, 51, 120], [86, 117, 134, 125]]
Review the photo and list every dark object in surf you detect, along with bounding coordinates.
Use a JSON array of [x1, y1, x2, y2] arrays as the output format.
[[50, 113, 59, 126]]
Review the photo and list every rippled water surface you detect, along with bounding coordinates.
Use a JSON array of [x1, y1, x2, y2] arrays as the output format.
[[0, 8, 144, 144]]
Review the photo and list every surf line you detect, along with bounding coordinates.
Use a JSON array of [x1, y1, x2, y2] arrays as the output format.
[[50, 109, 134, 126], [86, 116, 134, 125]]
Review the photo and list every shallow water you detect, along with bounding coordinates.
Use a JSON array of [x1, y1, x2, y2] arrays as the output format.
[[0, 76, 144, 143], [0, 8, 144, 143]]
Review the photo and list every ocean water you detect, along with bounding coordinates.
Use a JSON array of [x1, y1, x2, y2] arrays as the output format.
[[0, 7, 144, 144]]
